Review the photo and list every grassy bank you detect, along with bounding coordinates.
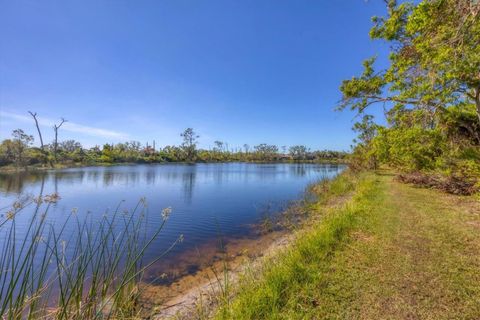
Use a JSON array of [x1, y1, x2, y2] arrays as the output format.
[[215, 171, 480, 319]]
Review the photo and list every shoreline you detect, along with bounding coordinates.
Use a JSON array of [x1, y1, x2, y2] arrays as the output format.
[[144, 230, 292, 319], [142, 174, 354, 319], [0, 160, 348, 174]]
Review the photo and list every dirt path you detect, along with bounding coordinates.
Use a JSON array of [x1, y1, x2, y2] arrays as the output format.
[[317, 173, 480, 319]]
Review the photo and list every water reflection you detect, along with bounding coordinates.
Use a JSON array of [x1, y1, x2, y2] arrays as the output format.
[[0, 171, 45, 194], [0, 164, 344, 197], [182, 169, 196, 204], [0, 163, 345, 264]]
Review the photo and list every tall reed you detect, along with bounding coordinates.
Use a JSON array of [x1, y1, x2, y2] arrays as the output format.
[[0, 194, 179, 319]]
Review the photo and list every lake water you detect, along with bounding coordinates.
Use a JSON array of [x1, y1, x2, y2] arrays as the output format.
[[0, 163, 344, 281]]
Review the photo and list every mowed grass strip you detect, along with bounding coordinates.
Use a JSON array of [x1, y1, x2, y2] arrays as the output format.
[[216, 172, 480, 320]]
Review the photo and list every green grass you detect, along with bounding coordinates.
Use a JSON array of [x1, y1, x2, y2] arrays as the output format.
[[215, 171, 480, 319]]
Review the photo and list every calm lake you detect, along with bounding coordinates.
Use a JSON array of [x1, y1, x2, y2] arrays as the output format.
[[0, 163, 344, 280]]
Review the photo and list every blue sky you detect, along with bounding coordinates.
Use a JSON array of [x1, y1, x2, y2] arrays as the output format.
[[0, 0, 389, 150]]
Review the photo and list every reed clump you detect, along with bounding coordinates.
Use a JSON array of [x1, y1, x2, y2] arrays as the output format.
[[0, 194, 180, 319]]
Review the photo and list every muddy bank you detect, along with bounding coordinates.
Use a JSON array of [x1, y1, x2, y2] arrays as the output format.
[[136, 229, 291, 319], [139, 180, 354, 319], [134, 188, 314, 318]]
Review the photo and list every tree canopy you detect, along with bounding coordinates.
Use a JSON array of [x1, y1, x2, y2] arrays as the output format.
[[339, 0, 480, 124], [340, 0, 480, 180]]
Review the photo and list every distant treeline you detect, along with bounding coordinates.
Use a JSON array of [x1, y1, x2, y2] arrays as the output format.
[[0, 126, 348, 168]]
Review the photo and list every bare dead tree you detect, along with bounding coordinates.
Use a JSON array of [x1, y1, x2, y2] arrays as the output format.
[[28, 111, 44, 150], [53, 118, 67, 162]]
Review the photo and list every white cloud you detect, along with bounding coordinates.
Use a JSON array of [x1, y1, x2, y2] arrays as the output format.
[[0, 110, 129, 140]]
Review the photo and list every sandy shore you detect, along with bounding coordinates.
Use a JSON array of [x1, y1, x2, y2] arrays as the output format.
[[137, 229, 293, 319]]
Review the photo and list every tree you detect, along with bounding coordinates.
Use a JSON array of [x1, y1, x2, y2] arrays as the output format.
[[289, 145, 309, 161], [253, 144, 279, 161], [59, 140, 83, 153], [180, 128, 199, 162], [339, 0, 480, 125], [212, 141, 225, 161], [161, 145, 183, 162], [100, 144, 114, 163], [351, 115, 381, 169], [53, 118, 67, 162], [213, 141, 224, 152], [10, 129, 34, 167], [0, 140, 15, 166], [28, 111, 44, 150], [352, 115, 378, 146]]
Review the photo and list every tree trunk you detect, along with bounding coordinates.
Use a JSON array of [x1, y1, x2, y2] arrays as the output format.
[[28, 112, 44, 150], [53, 118, 66, 164], [54, 127, 58, 162], [476, 87, 480, 129]]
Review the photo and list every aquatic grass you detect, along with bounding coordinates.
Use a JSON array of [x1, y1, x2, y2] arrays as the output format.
[[277, 172, 355, 231], [0, 195, 179, 319]]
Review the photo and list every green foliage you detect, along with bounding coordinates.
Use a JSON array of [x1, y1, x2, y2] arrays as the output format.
[[349, 109, 480, 175], [0, 128, 348, 169], [339, 58, 386, 113], [99, 144, 114, 163], [375, 127, 446, 171], [252, 144, 279, 161], [341, 0, 480, 181], [340, 0, 480, 120], [0, 130, 34, 167], [289, 145, 309, 161], [180, 128, 200, 162], [439, 104, 480, 144], [27, 147, 48, 165]]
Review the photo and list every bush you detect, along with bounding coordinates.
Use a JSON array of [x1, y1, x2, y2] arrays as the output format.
[[376, 127, 446, 171]]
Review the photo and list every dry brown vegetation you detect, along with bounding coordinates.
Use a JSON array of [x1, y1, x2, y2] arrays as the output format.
[[396, 172, 479, 195]]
